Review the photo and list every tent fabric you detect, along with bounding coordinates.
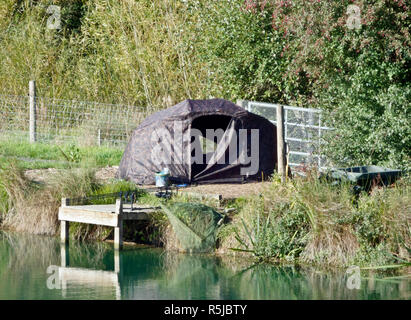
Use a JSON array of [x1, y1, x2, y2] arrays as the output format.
[[118, 98, 277, 185]]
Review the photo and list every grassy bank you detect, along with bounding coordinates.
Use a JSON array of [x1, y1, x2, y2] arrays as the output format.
[[0, 162, 168, 244], [0, 138, 123, 169], [0, 161, 409, 269], [219, 173, 411, 268]]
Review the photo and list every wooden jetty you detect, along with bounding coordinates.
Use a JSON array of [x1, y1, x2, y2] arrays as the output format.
[[58, 197, 159, 250]]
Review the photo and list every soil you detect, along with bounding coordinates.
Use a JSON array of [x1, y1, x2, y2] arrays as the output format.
[[24, 166, 119, 184], [176, 182, 270, 199], [24, 166, 269, 199]]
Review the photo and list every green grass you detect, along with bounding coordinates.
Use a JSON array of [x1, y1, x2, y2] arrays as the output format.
[[219, 173, 411, 268], [0, 138, 123, 169]]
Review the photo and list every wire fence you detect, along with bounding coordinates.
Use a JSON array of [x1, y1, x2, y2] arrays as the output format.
[[243, 100, 333, 170], [0, 89, 332, 170], [0, 94, 29, 139], [0, 93, 148, 147]]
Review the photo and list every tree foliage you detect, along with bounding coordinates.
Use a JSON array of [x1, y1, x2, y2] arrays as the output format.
[[0, 0, 409, 168]]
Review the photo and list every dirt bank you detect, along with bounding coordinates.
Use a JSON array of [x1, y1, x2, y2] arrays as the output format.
[[24, 167, 270, 199]]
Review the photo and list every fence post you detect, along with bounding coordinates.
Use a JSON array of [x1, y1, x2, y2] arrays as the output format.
[[114, 198, 123, 250], [276, 105, 286, 183], [308, 112, 314, 165], [29, 80, 37, 143], [97, 129, 101, 146], [236, 99, 247, 111]]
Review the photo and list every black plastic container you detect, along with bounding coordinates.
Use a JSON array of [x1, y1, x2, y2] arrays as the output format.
[[325, 165, 402, 192]]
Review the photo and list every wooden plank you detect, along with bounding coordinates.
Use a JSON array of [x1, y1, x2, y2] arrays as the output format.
[[122, 204, 161, 211], [58, 207, 119, 227], [65, 204, 158, 214], [60, 244, 69, 267], [66, 204, 116, 213]]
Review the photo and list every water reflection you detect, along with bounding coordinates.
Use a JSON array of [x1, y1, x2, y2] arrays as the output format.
[[0, 231, 409, 300], [58, 244, 122, 299]]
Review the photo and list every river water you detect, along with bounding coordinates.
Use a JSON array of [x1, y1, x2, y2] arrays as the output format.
[[0, 231, 409, 300]]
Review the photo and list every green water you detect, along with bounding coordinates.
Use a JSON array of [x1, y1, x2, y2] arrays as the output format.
[[0, 231, 409, 300]]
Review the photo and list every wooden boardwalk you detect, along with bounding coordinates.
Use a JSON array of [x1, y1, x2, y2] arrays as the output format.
[[58, 198, 160, 250]]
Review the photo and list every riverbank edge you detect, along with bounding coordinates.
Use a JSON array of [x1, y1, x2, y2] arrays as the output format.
[[0, 163, 410, 270]]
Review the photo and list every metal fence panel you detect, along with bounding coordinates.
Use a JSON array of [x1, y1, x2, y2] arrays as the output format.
[[244, 100, 332, 170]]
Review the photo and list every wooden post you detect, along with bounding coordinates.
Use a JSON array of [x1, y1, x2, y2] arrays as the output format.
[[29, 80, 37, 143], [60, 243, 69, 267], [114, 250, 123, 273], [114, 249, 123, 299], [61, 198, 69, 207], [97, 129, 101, 146], [114, 222, 123, 250], [61, 221, 69, 244], [114, 198, 123, 250], [276, 105, 286, 183], [318, 113, 322, 169], [60, 198, 69, 244]]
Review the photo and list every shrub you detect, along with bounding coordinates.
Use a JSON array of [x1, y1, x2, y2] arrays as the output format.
[[198, 0, 410, 169], [222, 172, 409, 267]]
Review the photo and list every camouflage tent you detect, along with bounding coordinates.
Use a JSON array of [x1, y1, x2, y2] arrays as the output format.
[[118, 99, 277, 184]]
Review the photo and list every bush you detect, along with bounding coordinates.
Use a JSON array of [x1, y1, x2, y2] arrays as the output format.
[[197, 0, 410, 169], [1, 1, 408, 168], [221, 173, 410, 267]]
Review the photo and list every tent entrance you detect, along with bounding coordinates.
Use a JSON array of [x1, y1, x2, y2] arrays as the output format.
[[190, 115, 232, 178]]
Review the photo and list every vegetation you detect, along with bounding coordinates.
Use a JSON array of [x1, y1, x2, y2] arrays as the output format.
[[0, 0, 207, 106], [0, 138, 123, 169], [1, 159, 409, 268], [0, 162, 99, 235], [0, 0, 409, 169], [0, 161, 166, 244], [219, 173, 410, 268], [0, 1, 409, 269], [198, 0, 410, 170]]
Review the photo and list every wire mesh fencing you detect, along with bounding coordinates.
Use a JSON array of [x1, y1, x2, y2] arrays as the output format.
[[243, 100, 333, 171], [0, 94, 30, 140], [1, 91, 332, 171], [0, 93, 149, 147]]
